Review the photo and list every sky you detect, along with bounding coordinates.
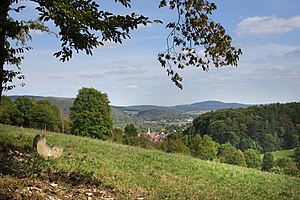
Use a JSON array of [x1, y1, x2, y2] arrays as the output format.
[[5, 0, 300, 106]]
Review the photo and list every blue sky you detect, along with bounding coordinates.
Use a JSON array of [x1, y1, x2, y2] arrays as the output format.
[[6, 0, 300, 106]]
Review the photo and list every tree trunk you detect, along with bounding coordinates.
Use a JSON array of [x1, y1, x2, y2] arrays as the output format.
[[0, 0, 10, 101]]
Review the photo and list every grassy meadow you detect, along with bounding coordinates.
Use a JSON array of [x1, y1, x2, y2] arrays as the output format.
[[260, 149, 295, 161], [1, 124, 300, 199], [271, 149, 295, 160]]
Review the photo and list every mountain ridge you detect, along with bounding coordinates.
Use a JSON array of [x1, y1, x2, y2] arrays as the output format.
[[8, 95, 250, 111], [7, 95, 251, 126]]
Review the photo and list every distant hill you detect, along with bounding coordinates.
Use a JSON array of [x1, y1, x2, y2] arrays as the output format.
[[9, 95, 46, 101], [9, 95, 75, 116], [169, 100, 250, 114], [8, 95, 250, 124], [116, 100, 250, 116], [136, 109, 176, 121], [116, 105, 164, 112]]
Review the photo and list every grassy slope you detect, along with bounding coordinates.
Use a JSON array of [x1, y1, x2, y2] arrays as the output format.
[[1, 124, 300, 199], [271, 149, 295, 160], [260, 149, 295, 161]]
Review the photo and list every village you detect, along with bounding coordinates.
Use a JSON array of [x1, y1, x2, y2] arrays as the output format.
[[139, 129, 174, 142]]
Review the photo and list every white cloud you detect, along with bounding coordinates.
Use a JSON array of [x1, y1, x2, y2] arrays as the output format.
[[237, 15, 300, 36], [78, 73, 103, 79], [104, 67, 147, 75], [127, 84, 138, 89], [30, 30, 44, 35]]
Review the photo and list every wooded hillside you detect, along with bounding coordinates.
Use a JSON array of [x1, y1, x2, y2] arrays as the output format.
[[189, 102, 300, 153]]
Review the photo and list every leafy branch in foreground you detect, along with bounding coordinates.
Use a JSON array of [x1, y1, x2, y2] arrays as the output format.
[[158, 0, 242, 89], [0, 0, 150, 99], [0, 0, 242, 99]]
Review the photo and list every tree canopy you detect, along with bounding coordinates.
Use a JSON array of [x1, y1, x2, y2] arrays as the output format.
[[262, 152, 276, 171], [1, 0, 241, 99], [244, 149, 261, 169], [190, 134, 218, 160], [218, 142, 246, 167], [70, 87, 113, 140], [0, 96, 61, 132], [190, 102, 300, 152]]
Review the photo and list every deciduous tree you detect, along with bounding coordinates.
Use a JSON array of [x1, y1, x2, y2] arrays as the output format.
[[30, 100, 61, 132], [165, 132, 190, 154], [244, 149, 261, 169], [0, 96, 14, 124], [277, 157, 299, 176], [12, 96, 34, 127], [218, 142, 246, 167], [188, 102, 300, 153], [124, 124, 138, 137], [70, 87, 113, 140], [0, 96, 62, 131], [157, 0, 242, 88], [190, 134, 218, 160], [123, 123, 140, 146], [1, 0, 241, 99]]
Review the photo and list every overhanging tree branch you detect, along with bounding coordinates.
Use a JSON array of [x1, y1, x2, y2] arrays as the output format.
[[0, 0, 242, 100], [158, 0, 242, 89]]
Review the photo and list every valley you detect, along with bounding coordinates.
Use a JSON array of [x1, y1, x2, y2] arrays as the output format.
[[8, 95, 250, 131]]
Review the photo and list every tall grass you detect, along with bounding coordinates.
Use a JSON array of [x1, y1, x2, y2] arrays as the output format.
[[1, 124, 300, 199]]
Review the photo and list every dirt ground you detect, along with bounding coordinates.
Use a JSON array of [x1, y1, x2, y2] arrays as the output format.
[[0, 177, 116, 200], [0, 141, 116, 200]]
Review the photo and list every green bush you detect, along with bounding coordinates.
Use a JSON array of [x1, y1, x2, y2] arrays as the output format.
[[262, 152, 276, 171], [166, 138, 190, 155], [218, 143, 246, 167], [294, 147, 300, 165], [190, 135, 218, 160], [244, 149, 261, 169], [277, 157, 299, 176]]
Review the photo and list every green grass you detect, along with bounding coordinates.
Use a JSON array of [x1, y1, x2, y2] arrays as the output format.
[[271, 149, 295, 160], [184, 110, 210, 115], [260, 149, 295, 161], [1, 124, 300, 199]]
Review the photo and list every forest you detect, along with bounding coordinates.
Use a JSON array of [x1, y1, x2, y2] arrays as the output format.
[[188, 102, 300, 153]]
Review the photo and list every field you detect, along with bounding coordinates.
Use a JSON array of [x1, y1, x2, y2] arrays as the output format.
[[272, 149, 295, 160], [260, 149, 295, 161], [183, 110, 211, 116], [1, 124, 300, 199]]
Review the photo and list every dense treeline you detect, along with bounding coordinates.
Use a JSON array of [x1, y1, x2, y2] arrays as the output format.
[[187, 102, 300, 153], [0, 96, 65, 132]]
